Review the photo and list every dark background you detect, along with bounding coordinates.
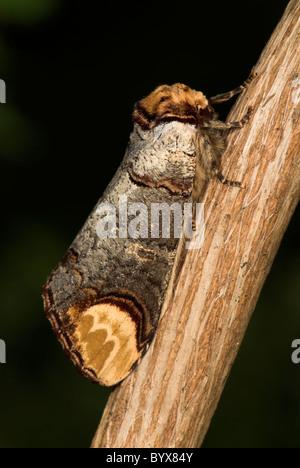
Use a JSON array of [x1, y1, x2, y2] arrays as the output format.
[[0, 0, 299, 448]]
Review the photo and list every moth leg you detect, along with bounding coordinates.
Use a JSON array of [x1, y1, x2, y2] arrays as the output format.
[[213, 161, 244, 188], [199, 133, 244, 189], [192, 204, 197, 231], [202, 106, 253, 130], [209, 71, 257, 104]]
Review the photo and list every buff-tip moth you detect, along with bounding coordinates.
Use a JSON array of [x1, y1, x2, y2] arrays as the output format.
[[42, 72, 256, 386]]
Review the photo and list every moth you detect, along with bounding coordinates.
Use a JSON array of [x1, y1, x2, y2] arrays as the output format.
[[42, 72, 256, 386]]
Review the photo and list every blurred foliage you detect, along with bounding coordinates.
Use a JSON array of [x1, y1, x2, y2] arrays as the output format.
[[0, 0, 298, 448], [0, 0, 60, 26], [0, 105, 38, 161]]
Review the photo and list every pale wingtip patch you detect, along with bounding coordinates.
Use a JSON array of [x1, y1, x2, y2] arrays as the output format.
[[64, 296, 147, 386]]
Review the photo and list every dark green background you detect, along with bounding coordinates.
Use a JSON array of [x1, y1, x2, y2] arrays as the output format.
[[0, 0, 299, 448]]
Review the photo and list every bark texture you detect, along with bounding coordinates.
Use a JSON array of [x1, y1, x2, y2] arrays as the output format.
[[92, 0, 300, 448]]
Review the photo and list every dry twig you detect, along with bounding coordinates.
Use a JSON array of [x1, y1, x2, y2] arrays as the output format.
[[92, 0, 300, 448]]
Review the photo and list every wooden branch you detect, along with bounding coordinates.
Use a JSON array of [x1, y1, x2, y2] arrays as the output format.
[[91, 0, 300, 448]]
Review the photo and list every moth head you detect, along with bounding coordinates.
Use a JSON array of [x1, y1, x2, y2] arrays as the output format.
[[133, 83, 213, 129]]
